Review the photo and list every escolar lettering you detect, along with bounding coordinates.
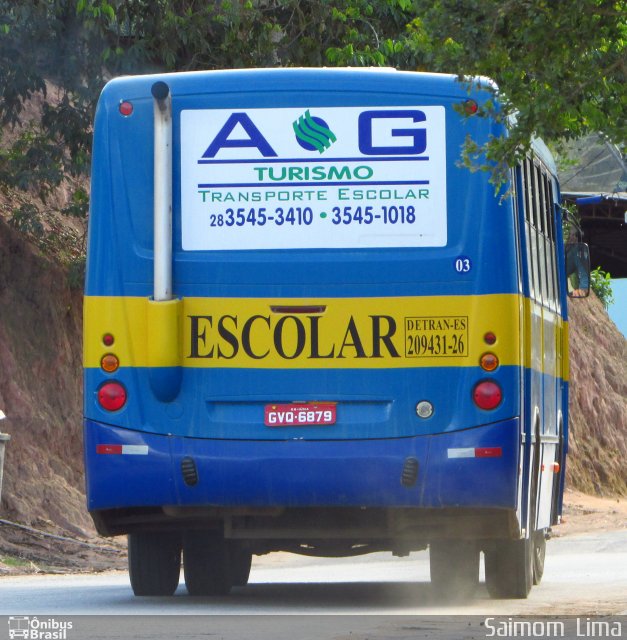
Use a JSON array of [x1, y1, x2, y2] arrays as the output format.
[[188, 314, 400, 361]]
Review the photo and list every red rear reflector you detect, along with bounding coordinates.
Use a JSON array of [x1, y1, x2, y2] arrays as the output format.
[[448, 447, 503, 459], [96, 444, 149, 455], [463, 99, 479, 115], [119, 101, 133, 116], [475, 447, 503, 458], [473, 380, 502, 410], [97, 444, 123, 455], [97, 381, 127, 411]]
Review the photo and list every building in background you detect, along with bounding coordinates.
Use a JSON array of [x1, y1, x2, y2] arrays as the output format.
[[558, 133, 626, 278], [557, 133, 626, 337]]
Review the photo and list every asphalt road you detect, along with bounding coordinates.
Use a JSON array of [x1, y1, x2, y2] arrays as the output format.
[[0, 530, 625, 639]]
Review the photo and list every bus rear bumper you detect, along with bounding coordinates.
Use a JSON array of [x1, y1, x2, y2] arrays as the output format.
[[84, 417, 520, 533]]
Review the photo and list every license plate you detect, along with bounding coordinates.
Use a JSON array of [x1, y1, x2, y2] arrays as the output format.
[[264, 403, 337, 427]]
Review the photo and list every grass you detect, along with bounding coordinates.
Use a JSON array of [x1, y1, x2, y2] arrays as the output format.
[[0, 555, 31, 568]]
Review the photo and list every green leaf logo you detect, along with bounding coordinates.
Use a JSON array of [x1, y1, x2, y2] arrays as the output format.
[[293, 110, 337, 153]]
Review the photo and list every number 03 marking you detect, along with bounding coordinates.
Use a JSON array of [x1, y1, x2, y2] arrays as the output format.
[[455, 257, 472, 273]]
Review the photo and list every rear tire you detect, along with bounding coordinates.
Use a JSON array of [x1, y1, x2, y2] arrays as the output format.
[[183, 532, 233, 596], [533, 530, 546, 585], [486, 424, 540, 599], [485, 535, 533, 599], [430, 540, 479, 600], [230, 543, 253, 587], [128, 532, 182, 596]]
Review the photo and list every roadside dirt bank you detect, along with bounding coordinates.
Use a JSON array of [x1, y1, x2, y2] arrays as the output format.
[[554, 490, 627, 537]]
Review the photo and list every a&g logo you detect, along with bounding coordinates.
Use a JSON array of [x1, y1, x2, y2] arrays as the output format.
[[293, 110, 337, 153]]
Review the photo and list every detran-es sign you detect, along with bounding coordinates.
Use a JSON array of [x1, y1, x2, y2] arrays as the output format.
[[180, 106, 446, 251]]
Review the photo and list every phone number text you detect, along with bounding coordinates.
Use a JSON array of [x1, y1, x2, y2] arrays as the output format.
[[208, 205, 418, 228]]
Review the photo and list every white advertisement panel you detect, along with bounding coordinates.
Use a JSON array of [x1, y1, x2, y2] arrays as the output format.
[[180, 106, 447, 250]]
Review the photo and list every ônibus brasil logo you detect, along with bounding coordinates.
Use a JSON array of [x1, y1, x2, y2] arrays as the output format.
[[293, 110, 337, 153], [8, 617, 73, 640]]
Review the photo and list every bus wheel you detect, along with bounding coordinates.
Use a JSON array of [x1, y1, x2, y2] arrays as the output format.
[[484, 536, 533, 599], [230, 543, 253, 587], [533, 530, 546, 585], [128, 532, 181, 596], [183, 532, 233, 596], [429, 540, 479, 600]]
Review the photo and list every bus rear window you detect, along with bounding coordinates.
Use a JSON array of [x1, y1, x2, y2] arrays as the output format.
[[180, 105, 447, 251]]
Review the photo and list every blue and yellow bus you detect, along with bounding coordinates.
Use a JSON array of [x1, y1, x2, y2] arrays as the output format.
[[84, 68, 586, 598]]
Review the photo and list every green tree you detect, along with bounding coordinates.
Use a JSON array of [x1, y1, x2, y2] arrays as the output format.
[[403, 0, 626, 181], [0, 0, 109, 254], [0, 0, 416, 252], [590, 266, 615, 308], [79, 0, 415, 71]]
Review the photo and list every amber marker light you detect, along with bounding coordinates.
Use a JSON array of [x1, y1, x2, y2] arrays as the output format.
[[101, 353, 120, 373], [480, 352, 499, 372]]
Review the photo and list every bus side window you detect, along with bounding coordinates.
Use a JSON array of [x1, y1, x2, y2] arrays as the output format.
[[539, 168, 556, 310], [529, 161, 543, 304], [544, 175, 560, 311], [533, 163, 549, 307], [523, 160, 539, 301]]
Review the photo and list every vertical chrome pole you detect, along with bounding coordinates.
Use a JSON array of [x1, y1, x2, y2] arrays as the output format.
[[152, 81, 172, 302]]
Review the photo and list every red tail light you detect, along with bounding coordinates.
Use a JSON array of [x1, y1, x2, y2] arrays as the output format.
[[119, 101, 133, 116], [473, 380, 502, 410], [98, 382, 127, 411]]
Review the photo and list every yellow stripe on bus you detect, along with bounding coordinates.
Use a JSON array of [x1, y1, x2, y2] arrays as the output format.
[[562, 321, 570, 382], [521, 297, 569, 382], [84, 294, 526, 370]]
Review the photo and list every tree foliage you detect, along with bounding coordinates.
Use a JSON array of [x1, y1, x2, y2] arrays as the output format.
[[590, 266, 615, 308], [0, 0, 625, 251], [405, 0, 627, 180], [0, 0, 107, 255]]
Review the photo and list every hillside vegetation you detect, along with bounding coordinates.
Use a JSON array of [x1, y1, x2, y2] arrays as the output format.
[[567, 291, 627, 495]]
